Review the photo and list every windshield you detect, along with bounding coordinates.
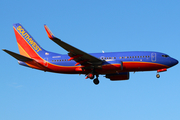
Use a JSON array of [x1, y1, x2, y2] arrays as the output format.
[[162, 55, 169, 57]]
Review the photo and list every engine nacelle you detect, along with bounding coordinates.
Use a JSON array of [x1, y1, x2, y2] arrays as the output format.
[[106, 72, 129, 81]]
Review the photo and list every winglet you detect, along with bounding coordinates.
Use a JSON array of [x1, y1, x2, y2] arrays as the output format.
[[44, 24, 55, 40]]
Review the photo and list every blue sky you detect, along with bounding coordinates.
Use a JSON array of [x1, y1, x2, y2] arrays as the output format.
[[0, 0, 180, 120]]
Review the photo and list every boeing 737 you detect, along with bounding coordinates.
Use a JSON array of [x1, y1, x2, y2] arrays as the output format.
[[3, 23, 179, 85]]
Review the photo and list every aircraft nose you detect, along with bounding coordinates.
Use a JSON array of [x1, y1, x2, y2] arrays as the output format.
[[171, 58, 179, 66], [175, 59, 179, 65]]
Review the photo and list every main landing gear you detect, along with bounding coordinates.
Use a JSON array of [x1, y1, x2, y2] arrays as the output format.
[[87, 73, 94, 79], [93, 75, 99, 85], [86, 73, 99, 85]]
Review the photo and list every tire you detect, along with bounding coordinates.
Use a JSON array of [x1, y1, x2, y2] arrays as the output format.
[[93, 79, 99, 85]]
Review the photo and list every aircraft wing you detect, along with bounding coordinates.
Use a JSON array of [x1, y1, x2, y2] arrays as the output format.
[[2, 49, 33, 61], [44, 25, 103, 66]]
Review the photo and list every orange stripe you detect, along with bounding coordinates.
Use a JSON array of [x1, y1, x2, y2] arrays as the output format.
[[17, 43, 31, 58]]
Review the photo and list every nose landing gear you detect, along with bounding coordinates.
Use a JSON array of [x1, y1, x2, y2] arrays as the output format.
[[156, 74, 160, 78], [156, 68, 167, 78]]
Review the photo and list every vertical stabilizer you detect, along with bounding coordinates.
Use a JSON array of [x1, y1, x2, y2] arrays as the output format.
[[13, 23, 46, 59]]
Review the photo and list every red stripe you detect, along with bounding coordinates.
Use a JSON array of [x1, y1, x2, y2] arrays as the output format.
[[41, 61, 169, 74]]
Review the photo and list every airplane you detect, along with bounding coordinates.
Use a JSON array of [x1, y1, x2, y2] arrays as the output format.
[[2, 23, 179, 85]]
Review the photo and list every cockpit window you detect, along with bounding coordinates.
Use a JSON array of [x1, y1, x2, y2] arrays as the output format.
[[162, 55, 169, 57]]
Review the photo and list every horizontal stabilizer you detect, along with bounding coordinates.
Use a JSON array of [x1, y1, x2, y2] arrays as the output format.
[[2, 49, 33, 61]]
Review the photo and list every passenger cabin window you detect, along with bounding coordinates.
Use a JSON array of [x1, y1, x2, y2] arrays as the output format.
[[118, 55, 151, 59]]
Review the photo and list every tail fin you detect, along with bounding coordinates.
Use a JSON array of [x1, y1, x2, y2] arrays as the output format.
[[13, 23, 46, 59]]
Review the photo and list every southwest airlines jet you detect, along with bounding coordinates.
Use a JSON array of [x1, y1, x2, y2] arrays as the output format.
[[3, 23, 178, 85]]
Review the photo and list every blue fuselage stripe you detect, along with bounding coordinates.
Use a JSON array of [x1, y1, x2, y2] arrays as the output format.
[[44, 51, 173, 67]]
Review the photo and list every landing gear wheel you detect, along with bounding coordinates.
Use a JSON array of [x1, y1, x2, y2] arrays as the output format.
[[93, 78, 99, 85], [156, 74, 160, 78]]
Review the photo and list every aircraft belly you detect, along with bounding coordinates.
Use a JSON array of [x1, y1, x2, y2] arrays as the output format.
[[98, 62, 169, 74], [123, 62, 169, 71]]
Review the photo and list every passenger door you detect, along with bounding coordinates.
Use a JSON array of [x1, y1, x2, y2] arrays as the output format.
[[151, 53, 156, 62]]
